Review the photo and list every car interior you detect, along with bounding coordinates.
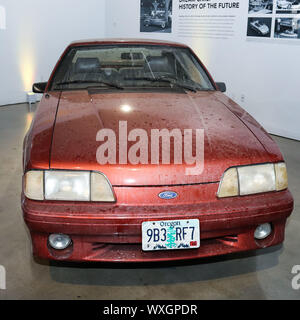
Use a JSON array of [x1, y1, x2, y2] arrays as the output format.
[[53, 47, 213, 90]]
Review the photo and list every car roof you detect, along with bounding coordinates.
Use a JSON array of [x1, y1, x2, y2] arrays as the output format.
[[69, 38, 189, 48]]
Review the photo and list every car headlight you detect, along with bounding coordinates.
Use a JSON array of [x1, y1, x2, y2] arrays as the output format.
[[218, 162, 288, 198], [24, 170, 115, 202], [45, 171, 90, 201]]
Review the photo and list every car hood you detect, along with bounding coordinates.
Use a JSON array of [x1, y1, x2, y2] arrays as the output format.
[[50, 90, 273, 186]]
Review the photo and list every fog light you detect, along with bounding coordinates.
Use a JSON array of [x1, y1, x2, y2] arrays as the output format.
[[48, 234, 71, 250], [254, 223, 272, 240]]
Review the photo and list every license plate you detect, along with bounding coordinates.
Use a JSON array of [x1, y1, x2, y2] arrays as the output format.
[[142, 219, 200, 251]]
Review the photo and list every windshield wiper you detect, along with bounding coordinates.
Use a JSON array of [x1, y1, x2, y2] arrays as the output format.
[[124, 76, 198, 93], [55, 80, 124, 90]]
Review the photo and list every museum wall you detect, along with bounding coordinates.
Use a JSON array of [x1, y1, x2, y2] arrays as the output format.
[[105, 0, 300, 140], [0, 0, 106, 106]]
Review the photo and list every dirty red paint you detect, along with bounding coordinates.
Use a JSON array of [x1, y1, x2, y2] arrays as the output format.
[[22, 39, 293, 262]]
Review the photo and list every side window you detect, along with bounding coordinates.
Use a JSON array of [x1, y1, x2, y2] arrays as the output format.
[[178, 53, 203, 83], [175, 50, 213, 89], [174, 59, 188, 81]]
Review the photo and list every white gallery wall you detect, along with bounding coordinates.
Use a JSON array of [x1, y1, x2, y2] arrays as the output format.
[[105, 0, 300, 141], [0, 0, 106, 106]]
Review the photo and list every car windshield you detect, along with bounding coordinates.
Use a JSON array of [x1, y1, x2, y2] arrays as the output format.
[[50, 45, 215, 92]]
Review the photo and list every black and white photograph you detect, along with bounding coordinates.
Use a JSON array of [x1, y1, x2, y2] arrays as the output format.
[[248, 0, 273, 14], [274, 17, 300, 38], [247, 17, 272, 37], [140, 0, 172, 33], [276, 0, 300, 13]]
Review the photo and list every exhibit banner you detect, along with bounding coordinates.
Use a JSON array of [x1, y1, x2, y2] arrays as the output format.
[[140, 0, 245, 39], [140, 0, 300, 41], [177, 0, 242, 39]]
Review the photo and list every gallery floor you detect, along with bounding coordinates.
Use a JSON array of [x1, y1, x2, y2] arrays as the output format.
[[0, 103, 299, 300]]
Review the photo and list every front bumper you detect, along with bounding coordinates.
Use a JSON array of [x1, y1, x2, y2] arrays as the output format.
[[22, 186, 294, 263]]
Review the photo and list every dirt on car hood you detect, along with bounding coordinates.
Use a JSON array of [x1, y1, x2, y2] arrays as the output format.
[[50, 90, 276, 186]]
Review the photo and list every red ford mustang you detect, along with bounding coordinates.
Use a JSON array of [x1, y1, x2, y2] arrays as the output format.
[[22, 39, 293, 262]]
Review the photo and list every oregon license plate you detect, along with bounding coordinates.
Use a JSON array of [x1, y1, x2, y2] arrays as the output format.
[[142, 219, 200, 251]]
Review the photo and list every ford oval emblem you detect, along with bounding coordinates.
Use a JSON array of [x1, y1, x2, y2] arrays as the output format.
[[159, 191, 178, 200]]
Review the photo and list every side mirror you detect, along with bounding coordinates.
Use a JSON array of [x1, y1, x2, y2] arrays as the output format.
[[32, 82, 47, 94], [215, 82, 226, 93]]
